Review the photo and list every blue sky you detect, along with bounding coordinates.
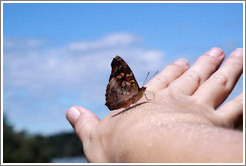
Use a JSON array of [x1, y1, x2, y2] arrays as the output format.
[[2, 2, 244, 135]]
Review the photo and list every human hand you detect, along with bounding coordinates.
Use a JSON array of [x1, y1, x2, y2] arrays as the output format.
[[66, 48, 243, 163]]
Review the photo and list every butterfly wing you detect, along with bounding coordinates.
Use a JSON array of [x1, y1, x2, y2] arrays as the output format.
[[105, 56, 141, 110]]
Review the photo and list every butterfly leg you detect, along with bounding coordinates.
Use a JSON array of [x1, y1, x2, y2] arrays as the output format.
[[144, 90, 155, 102]]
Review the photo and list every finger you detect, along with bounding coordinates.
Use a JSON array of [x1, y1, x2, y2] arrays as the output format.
[[193, 48, 243, 108], [66, 106, 100, 143], [145, 59, 189, 91], [170, 47, 225, 95], [216, 93, 243, 128]]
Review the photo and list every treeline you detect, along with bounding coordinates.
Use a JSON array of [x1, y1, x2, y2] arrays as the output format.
[[3, 115, 84, 163]]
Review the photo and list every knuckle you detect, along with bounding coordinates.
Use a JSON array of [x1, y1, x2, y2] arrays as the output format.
[[185, 70, 202, 85], [227, 56, 243, 67], [155, 75, 169, 88], [74, 121, 84, 138], [166, 63, 186, 72], [74, 117, 93, 142], [164, 65, 180, 74], [164, 64, 175, 71], [197, 55, 220, 70], [211, 72, 229, 87]]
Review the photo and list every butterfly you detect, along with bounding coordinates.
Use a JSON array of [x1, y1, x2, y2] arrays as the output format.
[[105, 56, 146, 110]]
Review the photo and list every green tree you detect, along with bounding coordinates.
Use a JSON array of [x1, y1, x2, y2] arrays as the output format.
[[47, 132, 84, 158], [3, 114, 84, 163], [3, 114, 51, 163]]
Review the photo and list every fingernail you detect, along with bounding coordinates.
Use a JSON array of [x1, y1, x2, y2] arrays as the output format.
[[174, 59, 189, 68], [208, 47, 224, 57], [232, 48, 243, 57], [66, 107, 81, 127]]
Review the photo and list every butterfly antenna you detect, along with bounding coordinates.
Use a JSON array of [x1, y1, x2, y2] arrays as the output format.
[[151, 71, 159, 79], [142, 72, 150, 87], [142, 71, 159, 87]]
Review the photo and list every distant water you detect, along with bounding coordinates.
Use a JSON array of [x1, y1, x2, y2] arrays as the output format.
[[50, 156, 88, 163]]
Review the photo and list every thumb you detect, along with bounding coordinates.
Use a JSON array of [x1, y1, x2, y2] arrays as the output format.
[[66, 106, 100, 142]]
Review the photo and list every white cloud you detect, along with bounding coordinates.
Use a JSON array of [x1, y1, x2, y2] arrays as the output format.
[[4, 33, 165, 92], [67, 33, 141, 51], [4, 38, 45, 49], [3, 33, 165, 134]]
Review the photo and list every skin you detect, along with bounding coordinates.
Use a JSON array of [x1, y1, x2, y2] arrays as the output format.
[[66, 47, 243, 163]]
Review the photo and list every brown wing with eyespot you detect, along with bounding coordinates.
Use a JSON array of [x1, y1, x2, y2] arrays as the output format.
[[105, 56, 141, 110]]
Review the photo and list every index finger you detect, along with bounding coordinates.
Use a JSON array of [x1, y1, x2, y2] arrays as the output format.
[[145, 59, 189, 91]]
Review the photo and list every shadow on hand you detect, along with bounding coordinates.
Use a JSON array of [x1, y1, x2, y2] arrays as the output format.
[[111, 101, 148, 118]]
